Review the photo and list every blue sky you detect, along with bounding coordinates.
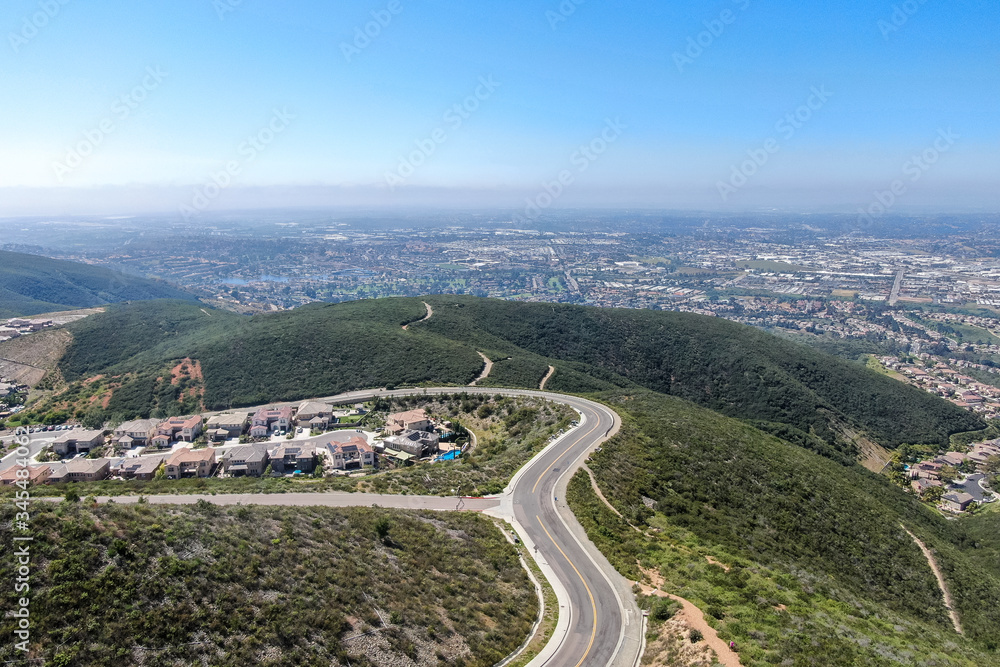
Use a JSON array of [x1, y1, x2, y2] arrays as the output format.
[[2, 0, 998, 214]]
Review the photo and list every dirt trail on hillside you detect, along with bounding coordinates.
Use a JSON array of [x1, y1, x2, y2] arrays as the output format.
[[638, 567, 743, 667], [402, 301, 433, 330], [469, 352, 492, 386], [901, 524, 964, 634], [539, 365, 555, 390]]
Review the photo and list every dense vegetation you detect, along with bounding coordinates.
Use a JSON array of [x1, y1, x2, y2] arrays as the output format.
[[418, 297, 983, 450], [570, 390, 1000, 665], [0, 250, 193, 317], [44, 296, 981, 459], [0, 502, 536, 667]]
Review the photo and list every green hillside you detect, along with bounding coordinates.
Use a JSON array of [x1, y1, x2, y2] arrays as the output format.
[[44, 296, 982, 457], [416, 296, 983, 451], [0, 502, 535, 667], [570, 390, 1000, 665], [0, 250, 194, 317]]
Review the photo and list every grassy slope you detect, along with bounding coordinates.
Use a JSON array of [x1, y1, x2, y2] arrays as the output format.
[[570, 390, 1000, 665], [418, 296, 984, 449], [0, 502, 536, 667], [46, 296, 983, 454], [0, 250, 194, 317]]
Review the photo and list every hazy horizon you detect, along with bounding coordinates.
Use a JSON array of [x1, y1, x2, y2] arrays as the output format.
[[3, 0, 998, 218]]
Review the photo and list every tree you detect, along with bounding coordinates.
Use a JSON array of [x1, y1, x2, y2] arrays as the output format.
[[939, 465, 960, 485], [374, 516, 392, 543], [984, 455, 1000, 476], [923, 486, 945, 503]]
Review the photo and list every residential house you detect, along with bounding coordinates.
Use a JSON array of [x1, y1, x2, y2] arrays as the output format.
[[327, 437, 375, 471], [0, 464, 51, 486], [939, 451, 967, 467], [911, 461, 943, 480], [46, 458, 111, 484], [205, 413, 249, 441], [223, 443, 270, 477], [296, 401, 334, 429], [382, 429, 440, 457], [910, 477, 941, 495], [385, 408, 432, 435], [164, 448, 216, 479], [51, 429, 105, 456], [153, 416, 203, 446], [116, 455, 165, 481], [270, 442, 317, 474], [942, 491, 975, 513], [250, 406, 295, 438], [962, 392, 984, 405], [113, 418, 160, 445]]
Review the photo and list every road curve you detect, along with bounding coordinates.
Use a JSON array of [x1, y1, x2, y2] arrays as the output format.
[[30, 386, 642, 667], [329, 387, 643, 667]]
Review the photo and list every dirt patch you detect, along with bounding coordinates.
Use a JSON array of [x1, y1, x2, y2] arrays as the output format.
[[0, 328, 72, 387], [402, 301, 434, 330], [539, 365, 555, 390], [469, 352, 493, 386], [705, 556, 730, 572], [901, 524, 963, 634], [638, 566, 743, 667]]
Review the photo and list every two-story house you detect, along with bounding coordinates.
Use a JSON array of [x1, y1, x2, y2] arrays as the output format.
[[51, 429, 105, 456], [250, 406, 295, 438], [152, 416, 204, 447], [385, 408, 432, 435], [327, 437, 375, 471], [270, 442, 317, 474], [164, 447, 216, 479], [223, 443, 270, 477]]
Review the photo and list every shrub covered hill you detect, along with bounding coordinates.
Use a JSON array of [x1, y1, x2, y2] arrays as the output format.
[[43, 295, 981, 460], [0, 249, 194, 317], [569, 390, 1000, 665]]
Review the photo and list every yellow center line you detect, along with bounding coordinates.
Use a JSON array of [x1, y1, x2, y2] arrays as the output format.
[[531, 416, 601, 494], [537, 514, 598, 667]]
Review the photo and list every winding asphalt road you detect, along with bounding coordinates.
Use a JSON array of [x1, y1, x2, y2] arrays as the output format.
[[31, 386, 644, 667]]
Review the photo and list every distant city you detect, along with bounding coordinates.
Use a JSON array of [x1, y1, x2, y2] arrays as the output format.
[[4, 211, 1000, 418]]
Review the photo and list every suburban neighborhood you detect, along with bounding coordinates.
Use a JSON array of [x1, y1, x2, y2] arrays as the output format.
[[1, 400, 467, 488], [907, 439, 1000, 513]]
